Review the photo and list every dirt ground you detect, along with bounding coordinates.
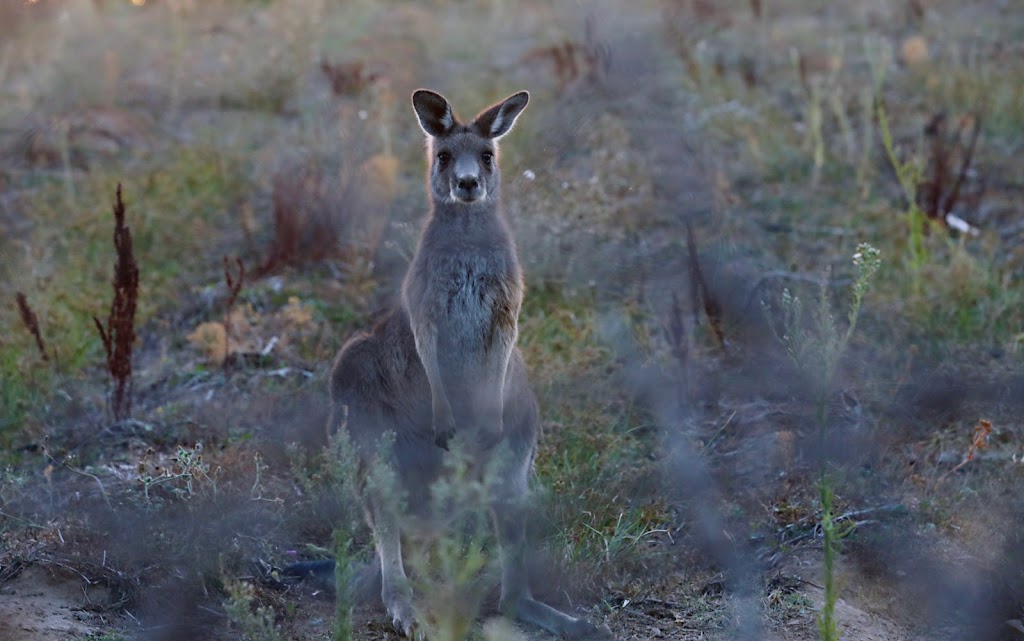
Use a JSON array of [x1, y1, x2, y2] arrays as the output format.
[[0, 565, 131, 641]]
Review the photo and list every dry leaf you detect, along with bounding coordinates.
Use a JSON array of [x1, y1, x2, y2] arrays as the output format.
[[901, 36, 929, 66], [282, 296, 313, 327], [187, 322, 228, 364]]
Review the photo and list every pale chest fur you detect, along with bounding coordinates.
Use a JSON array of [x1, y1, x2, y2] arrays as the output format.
[[403, 212, 523, 348]]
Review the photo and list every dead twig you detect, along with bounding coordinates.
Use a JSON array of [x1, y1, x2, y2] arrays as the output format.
[[222, 256, 244, 371], [937, 419, 993, 484], [685, 220, 724, 347], [919, 111, 983, 235], [35, 554, 138, 611], [665, 291, 688, 368], [701, 410, 737, 453], [42, 445, 114, 512], [778, 503, 904, 547]]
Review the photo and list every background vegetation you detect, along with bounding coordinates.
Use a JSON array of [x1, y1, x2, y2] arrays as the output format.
[[1, 1, 1022, 640]]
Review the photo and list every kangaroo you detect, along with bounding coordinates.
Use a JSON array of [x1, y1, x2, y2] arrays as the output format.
[[403, 88, 527, 455], [286, 91, 613, 641]]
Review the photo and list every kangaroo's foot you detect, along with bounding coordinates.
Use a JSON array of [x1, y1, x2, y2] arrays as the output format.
[[383, 586, 421, 640], [502, 595, 615, 641]]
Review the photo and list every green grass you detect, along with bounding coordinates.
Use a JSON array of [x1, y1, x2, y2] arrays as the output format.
[[713, 46, 1024, 362], [0, 146, 250, 439], [520, 286, 667, 572]]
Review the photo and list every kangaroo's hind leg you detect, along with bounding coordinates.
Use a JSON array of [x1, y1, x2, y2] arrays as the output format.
[[343, 400, 422, 639], [491, 495, 614, 640], [365, 496, 420, 639], [489, 426, 615, 641]]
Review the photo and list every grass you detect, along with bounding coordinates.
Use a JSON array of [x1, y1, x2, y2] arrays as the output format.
[[520, 286, 667, 574], [2, 1, 1024, 640], [0, 146, 249, 437]]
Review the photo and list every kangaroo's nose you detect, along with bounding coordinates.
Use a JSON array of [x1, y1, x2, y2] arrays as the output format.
[[457, 175, 479, 191]]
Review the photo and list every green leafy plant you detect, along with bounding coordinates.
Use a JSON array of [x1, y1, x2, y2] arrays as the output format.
[[868, 37, 929, 282], [877, 98, 927, 277], [763, 242, 882, 641], [408, 446, 498, 641], [322, 429, 360, 641], [223, 576, 282, 641], [332, 522, 354, 641]]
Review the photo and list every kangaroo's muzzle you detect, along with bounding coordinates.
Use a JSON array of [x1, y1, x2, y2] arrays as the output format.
[[452, 173, 484, 202]]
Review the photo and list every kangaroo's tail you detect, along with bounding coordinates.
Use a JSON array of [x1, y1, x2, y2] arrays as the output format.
[[282, 559, 382, 604]]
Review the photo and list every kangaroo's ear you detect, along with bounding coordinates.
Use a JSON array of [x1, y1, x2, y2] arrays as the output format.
[[472, 91, 529, 140], [412, 89, 456, 137]]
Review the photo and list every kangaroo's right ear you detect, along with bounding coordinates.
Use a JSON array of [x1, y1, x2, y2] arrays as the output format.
[[412, 89, 456, 137]]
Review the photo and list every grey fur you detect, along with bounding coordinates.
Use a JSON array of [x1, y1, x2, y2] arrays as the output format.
[[317, 90, 613, 640]]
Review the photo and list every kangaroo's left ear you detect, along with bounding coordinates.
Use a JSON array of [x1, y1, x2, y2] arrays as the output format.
[[472, 91, 529, 140]]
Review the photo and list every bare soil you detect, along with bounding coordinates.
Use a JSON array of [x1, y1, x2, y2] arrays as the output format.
[[0, 565, 130, 641]]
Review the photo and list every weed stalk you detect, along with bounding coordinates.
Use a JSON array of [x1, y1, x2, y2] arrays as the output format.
[[764, 243, 881, 641], [93, 183, 139, 422], [817, 479, 838, 641], [15, 292, 48, 362]]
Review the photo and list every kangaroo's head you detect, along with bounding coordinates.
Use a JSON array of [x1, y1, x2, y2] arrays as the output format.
[[412, 89, 529, 206]]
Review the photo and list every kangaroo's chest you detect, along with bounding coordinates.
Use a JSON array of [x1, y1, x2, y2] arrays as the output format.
[[433, 253, 515, 317], [405, 215, 522, 340]]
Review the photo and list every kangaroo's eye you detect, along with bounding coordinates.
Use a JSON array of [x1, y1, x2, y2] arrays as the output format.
[[481, 151, 494, 167], [437, 151, 451, 166]]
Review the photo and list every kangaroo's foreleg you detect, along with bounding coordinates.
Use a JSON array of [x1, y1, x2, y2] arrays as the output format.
[[474, 324, 516, 450], [410, 322, 456, 448]]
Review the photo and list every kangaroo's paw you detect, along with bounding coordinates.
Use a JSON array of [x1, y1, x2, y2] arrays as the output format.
[[384, 591, 420, 639], [433, 415, 456, 450], [434, 429, 452, 450]]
